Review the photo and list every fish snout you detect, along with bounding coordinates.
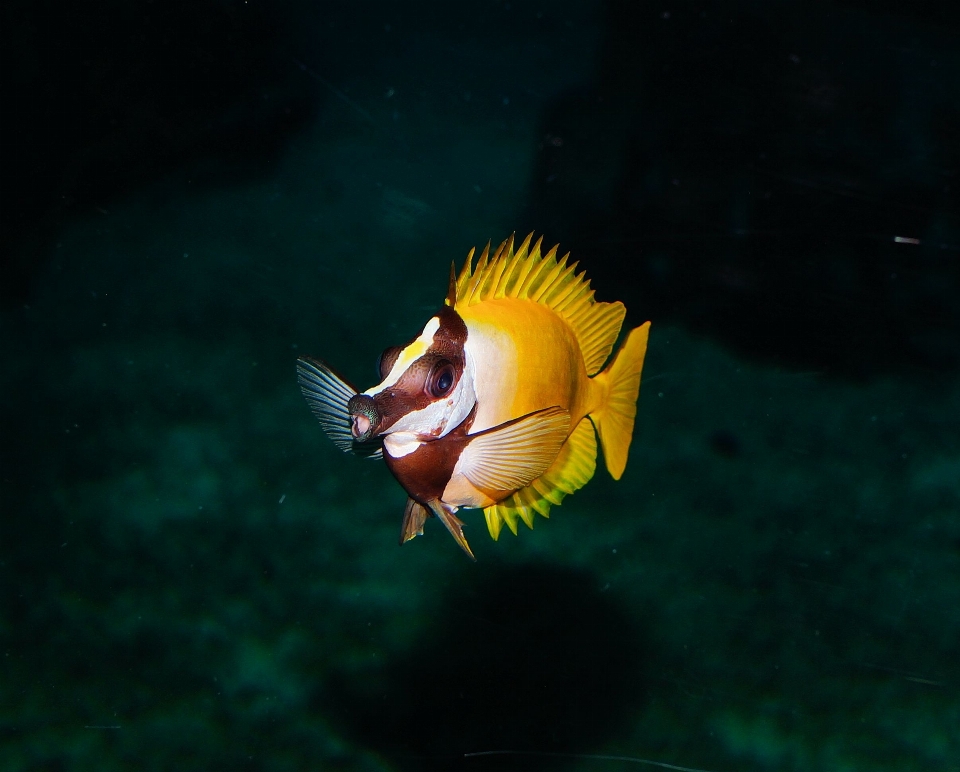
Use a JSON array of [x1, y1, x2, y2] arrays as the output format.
[[347, 394, 380, 442]]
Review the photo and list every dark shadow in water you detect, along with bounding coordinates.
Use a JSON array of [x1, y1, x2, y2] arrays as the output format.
[[520, 1, 960, 381], [320, 563, 651, 772]]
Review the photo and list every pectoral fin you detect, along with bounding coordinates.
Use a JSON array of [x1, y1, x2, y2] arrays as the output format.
[[296, 357, 382, 458], [457, 406, 570, 496]]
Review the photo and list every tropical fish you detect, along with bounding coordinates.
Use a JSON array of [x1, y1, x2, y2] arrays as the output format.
[[297, 233, 650, 560]]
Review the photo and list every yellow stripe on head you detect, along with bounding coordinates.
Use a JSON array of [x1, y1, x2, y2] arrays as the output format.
[[364, 316, 440, 396]]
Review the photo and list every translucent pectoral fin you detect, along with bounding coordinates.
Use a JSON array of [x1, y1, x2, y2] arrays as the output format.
[[457, 406, 570, 495], [296, 356, 382, 458]]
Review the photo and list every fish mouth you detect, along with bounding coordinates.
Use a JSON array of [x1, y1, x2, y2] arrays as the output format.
[[347, 394, 380, 442], [352, 413, 371, 439]]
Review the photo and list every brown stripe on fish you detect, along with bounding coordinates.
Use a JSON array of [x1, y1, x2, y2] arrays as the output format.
[[384, 405, 477, 504], [363, 305, 468, 436]]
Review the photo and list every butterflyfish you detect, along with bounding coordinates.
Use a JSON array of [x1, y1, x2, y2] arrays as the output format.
[[297, 233, 650, 560]]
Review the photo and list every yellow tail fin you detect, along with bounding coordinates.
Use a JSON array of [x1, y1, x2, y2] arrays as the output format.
[[591, 322, 651, 480]]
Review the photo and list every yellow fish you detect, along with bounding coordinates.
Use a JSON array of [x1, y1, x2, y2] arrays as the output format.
[[297, 233, 650, 559]]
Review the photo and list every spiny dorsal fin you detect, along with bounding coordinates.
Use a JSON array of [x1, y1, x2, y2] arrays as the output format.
[[451, 233, 626, 375], [445, 260, 459, 307]]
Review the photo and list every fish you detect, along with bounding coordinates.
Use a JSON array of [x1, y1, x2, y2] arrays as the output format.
[[297, 233, 650, 560]]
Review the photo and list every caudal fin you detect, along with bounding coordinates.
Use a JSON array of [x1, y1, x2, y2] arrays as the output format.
[[591, 322, 650, 480]]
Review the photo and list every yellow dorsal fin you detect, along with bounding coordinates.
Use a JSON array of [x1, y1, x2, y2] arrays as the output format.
[[452, 233, 625, 375]]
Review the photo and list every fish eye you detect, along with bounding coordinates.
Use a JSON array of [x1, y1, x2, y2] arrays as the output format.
[[377, 346, 402, 380], [427, 361, 456, 398]]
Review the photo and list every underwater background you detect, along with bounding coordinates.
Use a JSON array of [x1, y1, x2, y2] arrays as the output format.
[[2, 1, 959, 770]]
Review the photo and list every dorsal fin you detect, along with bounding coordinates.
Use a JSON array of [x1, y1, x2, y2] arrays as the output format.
[[445, 260, 459, 306], [451, 233, 626, 375]]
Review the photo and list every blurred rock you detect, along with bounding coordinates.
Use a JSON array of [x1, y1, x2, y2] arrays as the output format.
[[1, 0, 320, 303]]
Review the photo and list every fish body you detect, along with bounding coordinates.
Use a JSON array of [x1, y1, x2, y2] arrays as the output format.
[[297, 233, 650, 559]]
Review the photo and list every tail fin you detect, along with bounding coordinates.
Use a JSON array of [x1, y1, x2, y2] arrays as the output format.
[[591, 322, 650, 480]]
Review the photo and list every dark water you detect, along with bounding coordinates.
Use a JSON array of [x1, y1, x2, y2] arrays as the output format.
[[3, 2, 958, 770]]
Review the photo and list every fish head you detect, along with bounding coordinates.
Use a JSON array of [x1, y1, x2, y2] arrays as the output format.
[[349, 305, 475, 442]]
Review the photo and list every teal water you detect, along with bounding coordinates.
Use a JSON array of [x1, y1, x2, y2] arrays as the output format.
[[2, 2, 958, 771]]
